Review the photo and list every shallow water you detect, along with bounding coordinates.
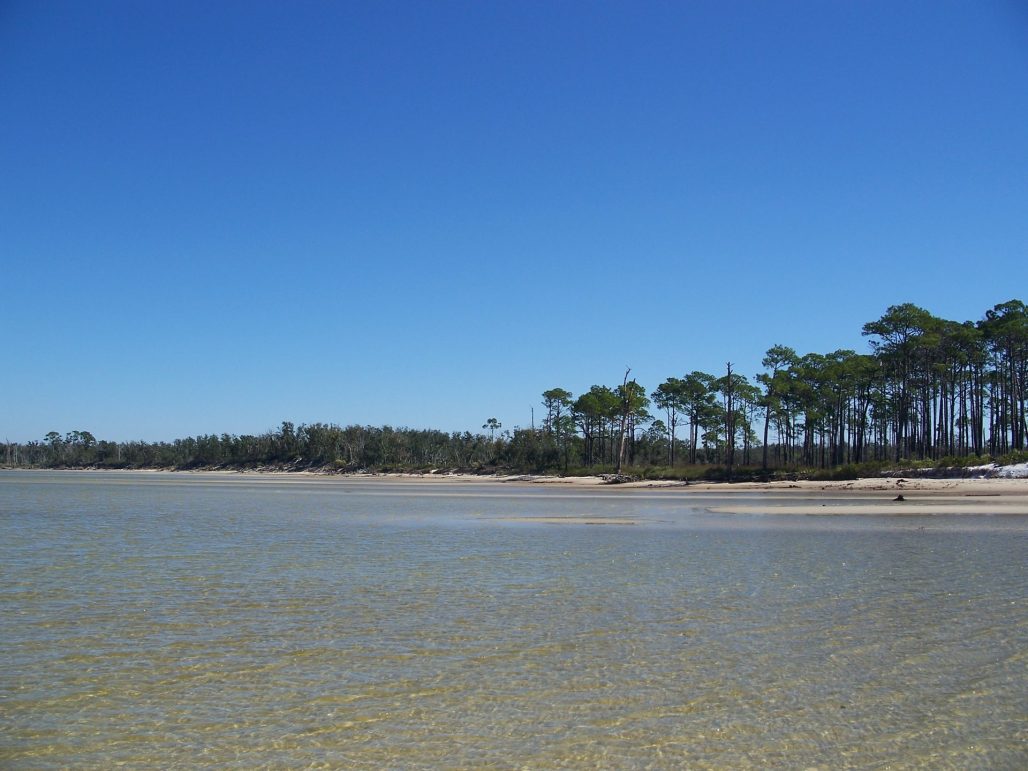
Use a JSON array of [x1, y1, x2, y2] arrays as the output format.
[[2, 471, 1026, 769]]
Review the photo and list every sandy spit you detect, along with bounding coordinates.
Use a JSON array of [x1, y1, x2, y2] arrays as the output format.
[[6, 467, 1027, 516]]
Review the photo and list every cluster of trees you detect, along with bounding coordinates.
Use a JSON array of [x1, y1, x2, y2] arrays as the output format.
[[4, 423, 508, 471], [4, 301, 1025, 476], [546, 300, 1027, 473]]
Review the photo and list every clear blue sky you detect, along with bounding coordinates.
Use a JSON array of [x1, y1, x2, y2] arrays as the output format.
[[2, 0, 1027, 443]]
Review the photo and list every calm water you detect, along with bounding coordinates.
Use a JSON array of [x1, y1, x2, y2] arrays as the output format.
[[2, 471, 1026, 769]]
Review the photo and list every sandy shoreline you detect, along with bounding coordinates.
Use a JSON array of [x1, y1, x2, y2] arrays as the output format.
[[5, 466, 1028, 516], [378, 472, 1028, 515]]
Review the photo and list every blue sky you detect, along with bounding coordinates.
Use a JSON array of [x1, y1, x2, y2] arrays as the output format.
[[2, 0, 1027, 443]]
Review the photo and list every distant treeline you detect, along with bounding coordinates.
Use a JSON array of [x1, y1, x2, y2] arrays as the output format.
[[5, 300, 1026, 477]]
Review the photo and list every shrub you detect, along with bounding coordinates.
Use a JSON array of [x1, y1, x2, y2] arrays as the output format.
[[810, 464, 862, 481], [935, 454, 991, 469], [997, 450, 1028, 467]]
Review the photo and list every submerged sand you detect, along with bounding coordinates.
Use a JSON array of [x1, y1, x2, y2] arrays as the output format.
[[6, 467, 1028, 516]]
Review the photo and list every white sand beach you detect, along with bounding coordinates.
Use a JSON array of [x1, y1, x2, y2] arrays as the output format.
[[339, 471, 1028, 515]]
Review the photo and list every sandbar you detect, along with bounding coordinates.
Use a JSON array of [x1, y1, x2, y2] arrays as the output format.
[[338, 472, 1028, 515], [5, 468, 1027, 516]]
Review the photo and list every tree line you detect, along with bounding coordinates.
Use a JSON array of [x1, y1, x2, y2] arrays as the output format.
[[4, 300, 1026, 477]]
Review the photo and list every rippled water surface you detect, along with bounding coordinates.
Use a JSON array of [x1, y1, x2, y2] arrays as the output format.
[[2, 471, 1026, 769]]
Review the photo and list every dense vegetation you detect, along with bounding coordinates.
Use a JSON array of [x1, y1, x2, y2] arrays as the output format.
[[5, 301, 1026, 479]]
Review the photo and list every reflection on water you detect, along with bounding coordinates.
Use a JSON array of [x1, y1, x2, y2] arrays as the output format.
[[2, 471, 1026, 768]]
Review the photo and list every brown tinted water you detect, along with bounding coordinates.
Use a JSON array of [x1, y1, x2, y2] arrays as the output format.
[[2, 471, 1026, 768]]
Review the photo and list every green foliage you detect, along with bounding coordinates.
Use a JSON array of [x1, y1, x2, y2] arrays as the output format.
[[888, 459, 937, 472], [562, 465, 616, 478], [808, 462, 883, 481], [935, 454, 991, 469], [699, 465, 769, 482], [997, 450, 1028, 466], [621, 465, 707, 481]]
